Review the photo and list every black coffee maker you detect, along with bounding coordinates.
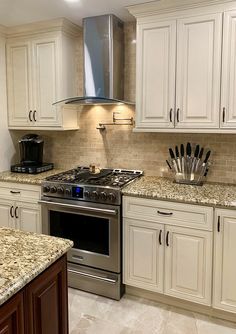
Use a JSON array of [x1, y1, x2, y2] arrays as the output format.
[[11, 134, 53, 174]]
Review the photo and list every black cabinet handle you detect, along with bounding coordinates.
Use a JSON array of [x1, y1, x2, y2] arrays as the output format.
[[157, 210, 173, 216], [29, 110, 33, 122], [176, 108, 180, 122], [169, 108, 173, 123], [33, 110, 36, 122], [10, 190, 21, 194], [159, 230, 162, 245], [15, 206, 19, 219], [222, 107, 226, 123], [166, 231, 170, 246], [217, 216, 220, 232], [10, 206, 14, 218]]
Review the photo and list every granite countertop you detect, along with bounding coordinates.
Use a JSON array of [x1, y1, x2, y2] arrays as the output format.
[[0, 228, 73, 306], [122, 176, 236, 208], [0, 169, 65, 186]]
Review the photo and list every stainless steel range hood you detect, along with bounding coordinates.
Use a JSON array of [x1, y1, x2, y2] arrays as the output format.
[[54, 14, 133, 106]]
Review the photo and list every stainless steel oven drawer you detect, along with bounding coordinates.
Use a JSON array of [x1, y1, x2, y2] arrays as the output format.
[[68, 263, 124, 300]]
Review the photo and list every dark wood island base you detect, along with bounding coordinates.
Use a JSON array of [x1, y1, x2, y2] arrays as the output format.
[[0, 255, 68, 334]]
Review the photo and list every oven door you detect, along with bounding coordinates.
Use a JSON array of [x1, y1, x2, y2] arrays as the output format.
[[40, 197, 121, 273]]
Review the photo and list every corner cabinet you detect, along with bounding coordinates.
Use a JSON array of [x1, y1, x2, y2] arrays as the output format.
[[6, 19, 80, 130], [123, 196, 213, 306], [0, 182, 41, 233], [129, 2, 236, 132], [213, 209, 236, 313]]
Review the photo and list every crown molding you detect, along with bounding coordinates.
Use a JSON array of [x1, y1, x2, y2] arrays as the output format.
[[127, 0, 236, 18], [6, 17, 81, 39]]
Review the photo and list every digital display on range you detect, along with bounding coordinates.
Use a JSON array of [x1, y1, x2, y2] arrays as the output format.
[[72, 186, 84, 198]]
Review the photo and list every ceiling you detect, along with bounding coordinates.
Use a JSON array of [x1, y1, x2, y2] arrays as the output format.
[[0, 0, 154, 27]]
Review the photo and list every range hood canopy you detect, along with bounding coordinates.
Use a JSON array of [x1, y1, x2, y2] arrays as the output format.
[[54, 14, 133, 106]]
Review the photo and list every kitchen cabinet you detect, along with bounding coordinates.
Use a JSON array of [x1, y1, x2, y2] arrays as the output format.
[[134, 11, 222, 131], [213, 209, 236, 313], [0, 292, 24, 334], [6, 19, 80, 130], [0, 182, 41, 233], [220, 10, 236, 128], [0, 255, 68, 334], [123, 196, 213, 305]]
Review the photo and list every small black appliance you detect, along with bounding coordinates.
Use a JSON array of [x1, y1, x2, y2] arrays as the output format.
[[11, 134, 53, 174]]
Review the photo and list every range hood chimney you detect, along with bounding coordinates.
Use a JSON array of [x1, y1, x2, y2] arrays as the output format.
[[54, 14, 133, 106]]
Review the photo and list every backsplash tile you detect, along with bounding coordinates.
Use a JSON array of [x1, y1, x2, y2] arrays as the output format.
[[10, 22, 236, 185]]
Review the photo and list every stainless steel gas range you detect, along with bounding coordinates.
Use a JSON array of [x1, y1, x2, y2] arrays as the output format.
[[40, 166, 143, 300]]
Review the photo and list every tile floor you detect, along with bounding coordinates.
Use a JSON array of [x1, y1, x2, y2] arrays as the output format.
[[68, 288, 236, 334]]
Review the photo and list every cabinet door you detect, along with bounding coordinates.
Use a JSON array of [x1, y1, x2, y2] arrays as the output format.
[[6, 41, 33, 127], [0, 292, 24, 334], [220, 11, 236, 128], [0, 199, 15, 228], [213, 210, 236, 313], [175, 13, 222, 128], [135, 20, 176, 129], [16, 202, 41, 233], [123, 218, 164, 293], [25, 255, 68, 334], [32, 37, 61, 127], [165, 226, 212, 305]]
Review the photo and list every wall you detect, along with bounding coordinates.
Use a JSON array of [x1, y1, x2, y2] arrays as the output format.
[[0, 27, 15, 171], [11, 22, 236, 184]]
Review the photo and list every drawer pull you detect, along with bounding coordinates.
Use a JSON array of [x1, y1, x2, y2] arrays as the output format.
[[10, 191, 21, 194], [33, 110, 37, 122], [157, 210, 173, 216], [159, 230, 162, 245], [166, 231, 170, 246], [15, 206, 19, 219], [29, 110, 33, 122], [10, 206, 14, 218]]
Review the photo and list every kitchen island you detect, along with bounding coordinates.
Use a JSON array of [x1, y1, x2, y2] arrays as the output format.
[[0, 228, 73, 334]]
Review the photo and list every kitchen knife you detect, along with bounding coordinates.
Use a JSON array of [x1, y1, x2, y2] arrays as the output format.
[[190, 144, 200, 180], [175, 146, 181, 172], [195, 147, 204, 173], [186, 143, 192, 178], [169, 148, 178, 173], [198, 150, 211, 182], [166, 160, 172, 170], [180, 144, 185, 177]]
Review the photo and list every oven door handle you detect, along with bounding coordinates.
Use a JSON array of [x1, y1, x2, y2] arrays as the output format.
[[38, 199, 118, 216], [68, 268, 117, 284]]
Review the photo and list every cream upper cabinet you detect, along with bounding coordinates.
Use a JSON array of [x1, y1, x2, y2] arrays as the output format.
[[136, 20, 176, 129], [6, 19, 80, 130], [213, 209, 236, 313], [134, 12, 222, 131], [164, 225, 212, 305], [175, 14, 222, 129], [220, 10, 236, 129]]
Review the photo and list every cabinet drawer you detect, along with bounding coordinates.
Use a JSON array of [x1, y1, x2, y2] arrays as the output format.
[[123, 196, 213, 231], [0, 182, 41, 202]]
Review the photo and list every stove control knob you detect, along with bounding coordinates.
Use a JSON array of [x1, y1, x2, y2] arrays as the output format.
[[100, 192, 107, 201], [92, 191, 99, 199], [43, 186, 50, 193], [57, 187, 64, 195], [50, 186, 57, 193], [108, 193, 116, 202], [84, 190, 91, 198], [65, 188, 71, 196]]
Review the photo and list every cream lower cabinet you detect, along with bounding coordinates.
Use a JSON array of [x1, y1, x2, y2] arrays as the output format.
[[213, 209, 236, 313], [123, 196, 213, 306], [0, 182, 41, 233]]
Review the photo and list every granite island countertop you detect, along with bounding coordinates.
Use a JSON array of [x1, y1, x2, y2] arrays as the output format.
[[0, 169, 65, 185], [122, 176, 236, 208], [0, 228, 73, 306]]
